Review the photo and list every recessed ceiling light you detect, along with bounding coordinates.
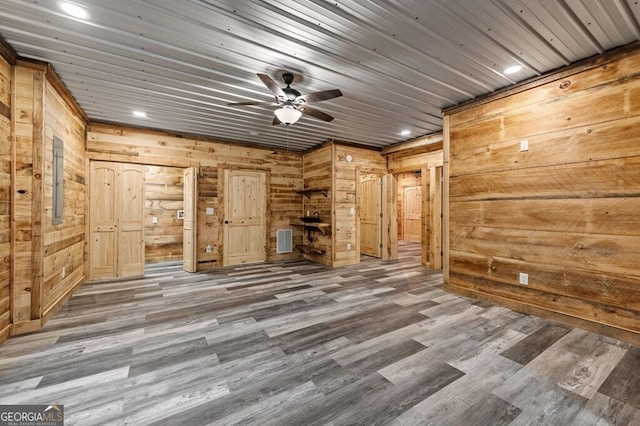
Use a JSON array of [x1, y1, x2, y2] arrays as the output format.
[[401, 130, 411, 136], [504, 65, 522, 75], [59, 2, 89, 19], [132, 110, 147, 118]]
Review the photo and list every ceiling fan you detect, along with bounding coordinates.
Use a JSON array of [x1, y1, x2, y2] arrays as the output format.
[[228, 72, 343, 125]]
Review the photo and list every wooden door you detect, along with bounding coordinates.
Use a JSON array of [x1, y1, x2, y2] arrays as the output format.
[[90, 162, 118, 280], [360, 174, 382, 257], [183, 167, 197, 272], [89, 161, 144, 280], [223, 169, 267, 266], [403, 186, 421, 242], [117, 164, 145, 277]]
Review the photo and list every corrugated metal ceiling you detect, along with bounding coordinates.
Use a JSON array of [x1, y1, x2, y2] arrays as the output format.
[[0, 0, 638, 150]]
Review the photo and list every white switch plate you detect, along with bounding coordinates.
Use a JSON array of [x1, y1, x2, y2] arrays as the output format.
[[346, 243, 351, 250], [519, 272, 528, 285], [350, 207, 355, 215], [152, 216, 158, 224], [61, 266, 66, 278], [206, 207, 214, 215], [520, 139, 529, 151]]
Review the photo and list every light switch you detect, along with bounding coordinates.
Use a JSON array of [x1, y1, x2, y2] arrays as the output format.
[[152, 216, 158, 224], [206, 207, 214, 215], [520, 139, 529, 152]]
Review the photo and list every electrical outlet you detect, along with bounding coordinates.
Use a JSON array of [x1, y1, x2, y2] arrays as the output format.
[[205, 244, 212, 253], [520, 139, 529, 152], [152, 216, 158, 224], [206, 207, 214, 215], [61, 266, 66, 279], [346, 243, 351, 250], [519, 272, 528, 285]]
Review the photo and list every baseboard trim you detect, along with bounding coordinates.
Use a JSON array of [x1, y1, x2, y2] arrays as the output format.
[[444, 283, 640, 346], [42, 275, 85, 325], [10, 319, 42, 336], [0, 324, 10, 344]]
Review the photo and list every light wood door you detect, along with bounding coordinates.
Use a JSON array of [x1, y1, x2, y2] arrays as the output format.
[[183, 167, 197, 272], [118, 164, 145, 277], [90, 162, 118, 280], [360, 174, 382, 258], [90, 161, 144, 280], [223, 169, 267, 266], [403, 186, 421, 242]]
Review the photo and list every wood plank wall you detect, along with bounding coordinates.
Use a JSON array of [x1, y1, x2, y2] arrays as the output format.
[[334, 144, 387, 267], [197, 167, 219, 269], [0, 54, 11, 343], [300, 144, 332, 266], [197, 196, 219, 269], [144, 165, 183, 263], [444, 46, 640, 343], [42, 73, 86, 322], [86, 124, 303, 265], [10, 61, 86, 336], [12, 63, 42, 334]]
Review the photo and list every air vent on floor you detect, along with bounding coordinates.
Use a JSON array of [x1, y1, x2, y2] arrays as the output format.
[[277, 229, 293, 253]]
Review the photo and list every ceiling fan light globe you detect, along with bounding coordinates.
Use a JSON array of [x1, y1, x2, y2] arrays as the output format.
[[274, 106, 302, 125]]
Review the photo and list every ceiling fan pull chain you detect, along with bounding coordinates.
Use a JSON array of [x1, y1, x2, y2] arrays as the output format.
[[286, 124, 289, 152]]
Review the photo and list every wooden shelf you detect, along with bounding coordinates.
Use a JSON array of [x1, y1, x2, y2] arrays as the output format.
[[295, 244, 326, 256], [296, 187, 329, 198], [289, 220, 331, 235]]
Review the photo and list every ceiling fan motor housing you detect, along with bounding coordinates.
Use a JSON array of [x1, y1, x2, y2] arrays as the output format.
[[282, 73, 301, 100]]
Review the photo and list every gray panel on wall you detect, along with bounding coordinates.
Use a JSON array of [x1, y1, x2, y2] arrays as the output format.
[[52, 135, 64, 225]]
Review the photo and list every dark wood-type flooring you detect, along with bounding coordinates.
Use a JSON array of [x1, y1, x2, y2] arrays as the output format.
[[1, 242, 639, 425]]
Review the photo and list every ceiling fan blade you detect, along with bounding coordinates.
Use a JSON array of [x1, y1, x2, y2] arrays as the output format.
[[297, 89, 342, 103], [257, 73, 286, 98], [227, 100, 280, 106], [272, 116, 282, 125], [300, 105, 334, 122]]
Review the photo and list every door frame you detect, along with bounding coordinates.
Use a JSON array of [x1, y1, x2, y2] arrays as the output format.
[[429, 166, 443, 270], [355, 168, 397, 261], [391, 166, 443, 269], [183, 167, 198, 272], [357, 171, 383, 258], [218, 165, 271, 266]]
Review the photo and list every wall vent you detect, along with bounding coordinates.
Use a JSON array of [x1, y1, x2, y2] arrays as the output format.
[[277, 229, 293, 253]]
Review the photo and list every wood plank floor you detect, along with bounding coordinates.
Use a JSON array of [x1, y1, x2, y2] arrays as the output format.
[[1, 242, 639, 425]]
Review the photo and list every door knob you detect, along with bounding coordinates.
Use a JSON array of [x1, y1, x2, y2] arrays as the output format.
[[224, 220, 229, 224]]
